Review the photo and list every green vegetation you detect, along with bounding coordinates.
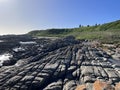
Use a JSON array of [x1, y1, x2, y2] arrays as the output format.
[[28, 20, 120, 44]]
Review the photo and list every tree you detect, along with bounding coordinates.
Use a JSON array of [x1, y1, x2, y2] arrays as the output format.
[[79, 24, 82, 28], [87, 25, 90, 27]]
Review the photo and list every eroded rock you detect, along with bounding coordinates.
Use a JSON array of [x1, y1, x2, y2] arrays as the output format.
[[0, 36, 119, 90]]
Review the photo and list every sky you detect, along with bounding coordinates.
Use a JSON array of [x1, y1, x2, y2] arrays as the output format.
[[0, 0, 120, 35]]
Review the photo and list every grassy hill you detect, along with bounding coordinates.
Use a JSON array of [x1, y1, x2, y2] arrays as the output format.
[[28, 20, 120, 44]]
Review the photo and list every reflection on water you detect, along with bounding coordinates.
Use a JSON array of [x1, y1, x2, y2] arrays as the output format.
[[0, 40, 4, 42], [19, 41, 36, 45]]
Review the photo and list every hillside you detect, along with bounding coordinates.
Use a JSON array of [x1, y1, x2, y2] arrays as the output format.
[[28, 20, 120, 44]]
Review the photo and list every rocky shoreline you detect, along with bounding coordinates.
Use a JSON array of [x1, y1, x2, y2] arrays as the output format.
[[0, 35, 119, 90]]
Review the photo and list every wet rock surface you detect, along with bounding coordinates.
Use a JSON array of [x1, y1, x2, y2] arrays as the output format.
[[0, 35, 119, 90]]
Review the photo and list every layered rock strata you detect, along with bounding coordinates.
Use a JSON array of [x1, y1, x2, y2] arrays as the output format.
[[0, 36, 119, 90]]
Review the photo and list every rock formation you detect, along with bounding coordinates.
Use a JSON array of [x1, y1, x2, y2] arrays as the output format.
[[0, 35, 119, 90]]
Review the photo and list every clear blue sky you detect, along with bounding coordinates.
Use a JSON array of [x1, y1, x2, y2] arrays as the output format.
[[0, 0, 120, 35]]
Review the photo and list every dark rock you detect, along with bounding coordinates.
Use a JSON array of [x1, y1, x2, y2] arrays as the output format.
[[3, 59, 16, 66], [0, 36, 119, 90], [6, 76, 22, 86]]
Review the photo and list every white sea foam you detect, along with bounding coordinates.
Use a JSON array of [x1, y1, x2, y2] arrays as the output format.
[[0, 53, 13, 66], [13, 47, 25, 52]]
